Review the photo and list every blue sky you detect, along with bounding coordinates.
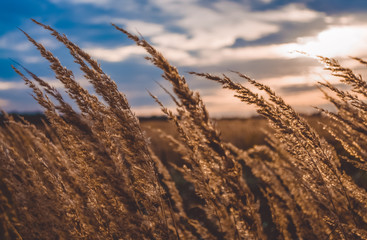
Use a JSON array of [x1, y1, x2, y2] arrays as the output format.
[[1, 0, 367, 117]]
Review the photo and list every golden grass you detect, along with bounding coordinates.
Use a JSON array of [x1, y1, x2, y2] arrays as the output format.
[[1, 20, 367, 239]]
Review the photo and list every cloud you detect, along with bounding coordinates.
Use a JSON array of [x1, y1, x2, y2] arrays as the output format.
[[280, 84, 318, 94], [0, 31, 32, 51], [196, 44, 291, 65], [257, 4, 322, 23], [146, 3, 322, 52], [92, 17, 166, 37], [152, 0, 279, 43], [281, 24, 367, 58], [37, 38, 62, 49], [0, 77, 91, 90], [150, 21, 279, 50], [259, 0, 273, 4], [84, 3, 367, 71], [83, 42, 289, 66], [114, 19, 165, 36], [82, 39, 318, 68], [149, 2, 321, 47], [76, 1, 328, 71], [23, 56, 44, 64], [84, 2, 324, 69], [0, 98, 9, 107], [84, 45, 146, 62], [0, 81, 27, 90]]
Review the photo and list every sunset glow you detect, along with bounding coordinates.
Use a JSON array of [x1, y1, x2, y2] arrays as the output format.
[[1, 0, 367, 117]]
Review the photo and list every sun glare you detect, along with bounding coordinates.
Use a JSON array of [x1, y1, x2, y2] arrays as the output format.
[[282, 25, 367, 58]]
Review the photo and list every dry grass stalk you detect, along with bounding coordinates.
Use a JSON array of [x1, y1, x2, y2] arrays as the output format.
[[0, 21, 366, 239]]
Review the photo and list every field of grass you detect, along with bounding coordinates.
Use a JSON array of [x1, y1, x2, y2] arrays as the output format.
[[1, 20, 367, 239], [142, 117, 268, 150]]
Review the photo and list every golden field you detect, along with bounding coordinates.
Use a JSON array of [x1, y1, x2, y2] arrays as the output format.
[[1, 20, 367, 239]]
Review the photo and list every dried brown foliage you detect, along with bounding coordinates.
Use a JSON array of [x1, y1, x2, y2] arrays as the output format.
[[0, 21, 366, 239]]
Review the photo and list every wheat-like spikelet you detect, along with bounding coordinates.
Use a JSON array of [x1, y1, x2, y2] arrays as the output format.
[[113, 25, 270, 239], [5, 22, 183, 239], [1, 20, 367, 240], [192, 70, 367, 239]]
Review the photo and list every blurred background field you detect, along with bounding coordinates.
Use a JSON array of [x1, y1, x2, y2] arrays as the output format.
[[4, 113, 365, 190]]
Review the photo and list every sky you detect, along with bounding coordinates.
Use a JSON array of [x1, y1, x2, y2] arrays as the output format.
[[1, 0, 367, 117]]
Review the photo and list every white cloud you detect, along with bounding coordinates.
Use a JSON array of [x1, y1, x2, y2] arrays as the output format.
[[150, 20, 278, 50], [157, 46, 197, 65], [0, 31, 32, 51], [196, 44, 289, 65], [23, 56, 44, 64], [0, 77, 91, 91], [257, 4, 321, 23], [82, 40, 298, 66], [92, 17, 166, 37], [37, 38, 61, 49], [154, 0, 280, 43], [151, 32, 237, 51], [82, 42, 289, 65], [280, 24, 367, 58], [112, 19, 165, 36], [0, 81, 27, 90], [46, 77, 92, 89], [84, 45, 146, 62], [259, 0, 273, 3]]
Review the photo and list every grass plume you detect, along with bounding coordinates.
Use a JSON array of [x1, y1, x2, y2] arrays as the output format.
[[0, 21, 366, 239]]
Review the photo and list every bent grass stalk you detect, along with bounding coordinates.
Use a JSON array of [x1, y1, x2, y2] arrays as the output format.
[[0, 21, 366, 239]]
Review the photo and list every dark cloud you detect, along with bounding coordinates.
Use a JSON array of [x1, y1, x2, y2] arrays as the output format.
[[248, 0, 367, 14], [194, 57, 320, 79], [280, 82, 350, 96], [280, 83, 317, 94], [231, 18, 328, 48], [305, 0, 367, 14]]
